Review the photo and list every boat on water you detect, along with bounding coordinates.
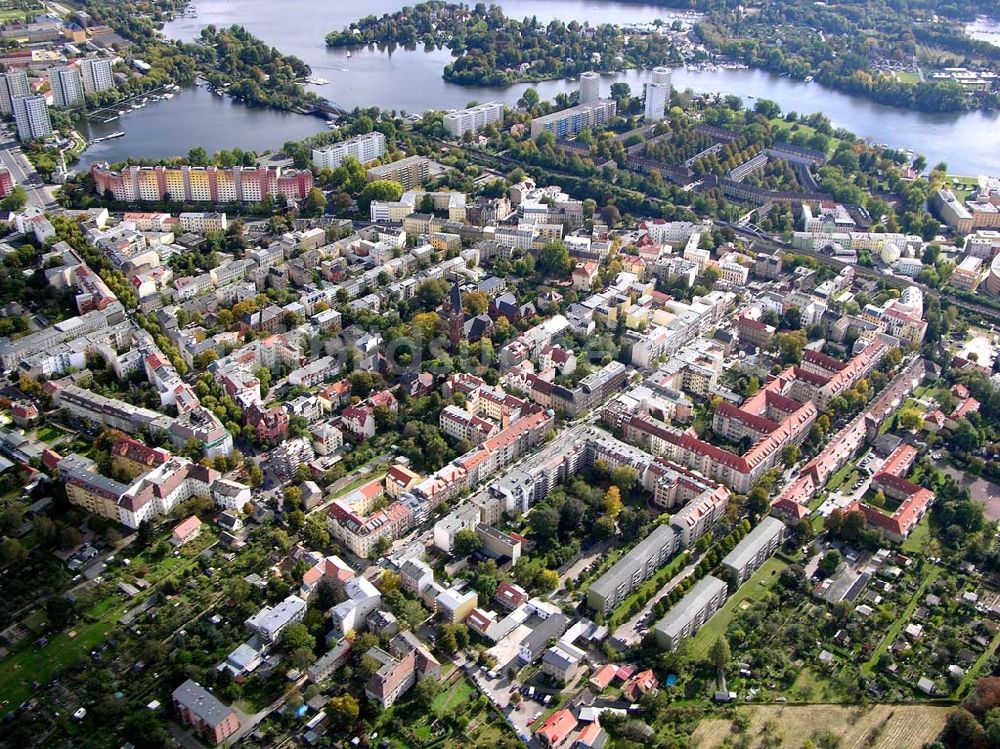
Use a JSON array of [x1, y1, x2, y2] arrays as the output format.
[[163, 92, 174, 99], [346, 51, 352, 58], [103, 115, 118, 123]]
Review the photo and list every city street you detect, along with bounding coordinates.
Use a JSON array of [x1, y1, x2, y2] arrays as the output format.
[[0, 128, 57, 210]]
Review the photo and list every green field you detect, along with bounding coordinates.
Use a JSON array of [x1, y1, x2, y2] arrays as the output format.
[[688, 555, 788, 660], [895, 71, 921, 84]]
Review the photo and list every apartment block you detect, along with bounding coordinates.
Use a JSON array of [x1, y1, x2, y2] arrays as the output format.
[[312, 131, 387, 170], [366, 155, 430, 190], [12, 95, 52, 141], [172, 680, 240, 746], [653, 575, 728, 650], [721, 516, 786, 585], [529, 99, 617, 139], [48, 65, 84, 108], [443, 101, 504, 137]]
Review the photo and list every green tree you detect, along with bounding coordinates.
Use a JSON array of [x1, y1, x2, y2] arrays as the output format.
[[708, 636, 731, 671], [537, 241, 572, 276], [359, 179, 404, 209], [0, 186, 27, 212], [897, 407, 924, 430], [281, 622, 315, 652], [453, 528, 482, 557], [327, 694, 360, 727]]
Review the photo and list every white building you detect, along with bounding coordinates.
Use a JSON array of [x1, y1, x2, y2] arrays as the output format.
[[311, 131, 387, 171], [78, 57, 114, 95], [12, 95, 52, 141], [329, 576, 382, 637], [644, 68, 671, 121], [0, 69, 30, 115], [443, 101, 504, 137], [48, 66, 85, 108], [246, 594, 307, 642], [579, 71, 601, 104]]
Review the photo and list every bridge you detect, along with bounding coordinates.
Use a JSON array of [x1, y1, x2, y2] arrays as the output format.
[[304, 100, 348, 118]]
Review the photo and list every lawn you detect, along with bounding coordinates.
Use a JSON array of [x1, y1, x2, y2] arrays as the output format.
[[692, 704, 952, 749], [826, 461, 855, 492], [767, 117, 841, 158], [901, 515, 935, 555], [687, 555, 788, 660], [895, 70, 921, 84]]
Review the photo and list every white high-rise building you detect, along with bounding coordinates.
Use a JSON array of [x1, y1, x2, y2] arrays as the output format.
[[0, 69, 30, 116], [652, 66, 672, 87], [12, 95, 53, 141], [644, 83, 669, 121], [78, 57, 114, 95], [443, 101, 504, 137], [311, 131, 387, 171], [644, 67, 672, 122], [48, 66, 85, 108], [579, 71, 601, 104]]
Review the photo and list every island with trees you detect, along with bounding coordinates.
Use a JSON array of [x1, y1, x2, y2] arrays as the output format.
[[325, 1, 681, 86]]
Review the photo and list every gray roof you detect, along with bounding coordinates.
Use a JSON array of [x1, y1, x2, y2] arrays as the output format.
[[588, 524, 679, 600], [653, 575, 727, 642], [172, 679, 234, 726], [721, 517, 785, 572], [520, 613, 568, 656]]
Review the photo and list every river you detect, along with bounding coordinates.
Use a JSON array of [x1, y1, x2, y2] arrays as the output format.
[[76, 0, 1000, 176]]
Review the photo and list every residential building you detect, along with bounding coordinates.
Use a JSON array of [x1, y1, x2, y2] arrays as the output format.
[[172, 680, 240, 746], [653, 575, 728, 650], [48, 65, 84, 108], [78, 57, 114, 94], [0, 69, 30, 115], [644, 67, 671, 121], [246, 594, 307, 642], [330, 576, 382, 637], [530, 99, 617, 139], [443, 101, 504, 137], [366, 155, 430, 190], [311, 131, 387, 170], [579, 71, 601, 103], [91, 163, 314, 203], [721, 516, 785, 585], [12, 95, 52, 141], [587, 523, 680, 615]]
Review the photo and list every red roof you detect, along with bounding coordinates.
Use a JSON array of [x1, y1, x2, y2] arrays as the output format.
[[535, 709, 577, 747], [172, 515, 202, 540]]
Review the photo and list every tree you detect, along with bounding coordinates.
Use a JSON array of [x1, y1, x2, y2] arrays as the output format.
[[327, 694, 360, 727], [782, 444, 800, 468], [818, 549, 841, 577], [453, 528, 482, 557], [281, 622, 315, 652], [0, 537, 26, 566], [0, 186, 27, 212], [708, 636, 731, 671], [966, 677, 1000, 717], [610, 465, 638, 494], [772, 330, 806, 365], [359, 179, 403, 209], [536, 568, 559, 593], [603, 486, 623, 518], [436, 623, 459, 653], [122, 711, 167, 749], [530, 505, 560, 542], [290, 646, 314, 670], [538, 241, 572, 276], [897, 407, 924, 430], [599, 204, 621, 226], [303, 186, 327, 216]]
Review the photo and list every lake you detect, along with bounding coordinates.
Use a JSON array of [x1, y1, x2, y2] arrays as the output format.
[[78, 0, 1000, 176]]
